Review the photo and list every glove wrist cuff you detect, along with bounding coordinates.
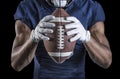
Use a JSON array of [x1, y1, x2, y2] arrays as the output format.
[[83, 30, 91, 43], [30, 30, 40, 43]]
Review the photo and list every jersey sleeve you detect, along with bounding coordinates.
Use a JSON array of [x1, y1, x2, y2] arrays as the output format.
[[91, 1, 105, 26], [14, 0, 33, 30]]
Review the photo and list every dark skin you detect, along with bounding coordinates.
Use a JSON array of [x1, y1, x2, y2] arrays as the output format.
[[11, 20, 112, 71]]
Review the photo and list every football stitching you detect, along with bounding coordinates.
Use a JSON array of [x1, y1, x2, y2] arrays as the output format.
[[57, 26, 64, 49]]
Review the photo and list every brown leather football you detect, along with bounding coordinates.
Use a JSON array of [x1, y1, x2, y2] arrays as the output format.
[[43, 8, 76, 63]]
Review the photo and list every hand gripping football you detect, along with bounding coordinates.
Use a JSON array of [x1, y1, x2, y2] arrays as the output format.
[[43, 8, 76, 63]]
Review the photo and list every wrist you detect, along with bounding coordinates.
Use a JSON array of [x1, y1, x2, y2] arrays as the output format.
[[30, 30, 40, 43], [82, 30, 91, 43]]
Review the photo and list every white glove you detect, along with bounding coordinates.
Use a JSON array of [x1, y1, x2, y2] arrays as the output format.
[[65, 16, 91, 43], [30, 15, 55, 43]]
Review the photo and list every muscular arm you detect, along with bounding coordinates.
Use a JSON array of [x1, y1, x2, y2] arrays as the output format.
[[11, 20, 38, 71], [84, 22, 112, 69]]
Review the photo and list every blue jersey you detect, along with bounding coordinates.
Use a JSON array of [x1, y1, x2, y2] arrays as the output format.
[[14, 0, 105, 79]]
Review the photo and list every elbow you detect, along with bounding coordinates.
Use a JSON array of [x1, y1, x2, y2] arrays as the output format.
[[11, 51, 23, 71], [11, 61, 23, 72], [102, 59, 112, 69], [11, 56, 23, 72], [95, 51, 112, 69], [102, 53, 112, 69]]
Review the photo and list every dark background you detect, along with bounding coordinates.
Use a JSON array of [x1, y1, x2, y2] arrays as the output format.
[[1, 0, 119, 79]]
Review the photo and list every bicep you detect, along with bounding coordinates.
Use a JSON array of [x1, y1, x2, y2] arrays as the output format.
[[90, 21, 110, 48]]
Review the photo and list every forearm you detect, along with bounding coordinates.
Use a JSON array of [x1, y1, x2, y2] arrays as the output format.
[[84, 36, 112, 68], [11, 38, 38, 71]]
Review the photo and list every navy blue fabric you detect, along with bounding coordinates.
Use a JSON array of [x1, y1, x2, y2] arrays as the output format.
[[14, 0, 105, 79]]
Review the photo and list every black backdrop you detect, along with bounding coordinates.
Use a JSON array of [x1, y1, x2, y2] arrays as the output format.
[[1, 0, 119, 79]]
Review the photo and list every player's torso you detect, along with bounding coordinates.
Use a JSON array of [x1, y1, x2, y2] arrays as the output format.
[[27, 0, 94, 79]]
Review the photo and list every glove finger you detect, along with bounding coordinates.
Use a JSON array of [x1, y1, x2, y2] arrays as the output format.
[[66, 29, 79, 36], [66, 16, 80, 23], [65, 23, 79, 29], [37, 33, 50, 41], [49, 17, 71, 22], [39, 28, 53, 33], [41, 15, 55, 22], [70, 34, 80, 42], [38, 22, 55, 28], [43, 22, 55, 28]]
